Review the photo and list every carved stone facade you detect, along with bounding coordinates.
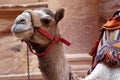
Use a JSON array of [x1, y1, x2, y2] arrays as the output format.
[[0, 0, 47, 4]]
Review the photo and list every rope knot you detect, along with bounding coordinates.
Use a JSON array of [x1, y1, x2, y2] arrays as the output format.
[[54, 36, 61, 42]]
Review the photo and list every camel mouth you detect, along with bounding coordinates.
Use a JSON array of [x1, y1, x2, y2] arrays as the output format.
[[29, 41, 48, 54], [13, 28, 31, 34], [12, 28, 33, 40], [11, 24, 32, 34]]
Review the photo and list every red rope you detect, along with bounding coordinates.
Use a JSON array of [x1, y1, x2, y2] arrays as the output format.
[[27, 28, 71, 57]]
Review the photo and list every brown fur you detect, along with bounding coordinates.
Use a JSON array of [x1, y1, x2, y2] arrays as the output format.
[[37, 42, 69, 80]]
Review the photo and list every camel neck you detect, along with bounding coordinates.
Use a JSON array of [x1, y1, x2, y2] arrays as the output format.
[[37, 42, 69, 80]]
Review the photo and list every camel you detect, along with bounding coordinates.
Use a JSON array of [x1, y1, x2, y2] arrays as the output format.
[[84, 10, 120, 80], [11, 8, 72, 80]]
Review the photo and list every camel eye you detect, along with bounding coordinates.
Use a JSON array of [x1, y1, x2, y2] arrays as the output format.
[[40, 17, 52, 24]]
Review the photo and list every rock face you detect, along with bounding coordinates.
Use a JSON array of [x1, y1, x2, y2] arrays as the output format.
[[48, 0, 100, 53], [99, 0, 120, 24], [0, 0, 38, 4], [0, 35, 39, 75]]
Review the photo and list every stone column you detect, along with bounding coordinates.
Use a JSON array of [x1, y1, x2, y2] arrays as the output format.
[[48, 0, 100, 53]]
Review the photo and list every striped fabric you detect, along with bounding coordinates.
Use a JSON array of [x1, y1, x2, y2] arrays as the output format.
[[89, 10, 120, 72], [95, 29, 120, 66]]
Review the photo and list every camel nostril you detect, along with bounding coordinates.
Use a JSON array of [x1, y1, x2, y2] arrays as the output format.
[[19, 19, 26, 24]]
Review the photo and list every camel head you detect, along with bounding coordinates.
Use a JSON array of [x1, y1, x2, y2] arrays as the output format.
[[11, 8, 65, 53]]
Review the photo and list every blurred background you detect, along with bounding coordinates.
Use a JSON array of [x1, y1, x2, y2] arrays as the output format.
[[0, 0, 120, 80]]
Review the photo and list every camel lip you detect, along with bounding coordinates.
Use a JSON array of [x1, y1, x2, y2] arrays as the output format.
[[11, 23, 32, 34], [12, 28, 33, 41], [13, 28, 31, 34]]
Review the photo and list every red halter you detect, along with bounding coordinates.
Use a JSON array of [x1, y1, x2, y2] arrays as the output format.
[[27, 27, 71, 57]]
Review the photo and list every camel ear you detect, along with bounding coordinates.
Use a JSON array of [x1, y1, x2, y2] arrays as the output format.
[[55, 8, 65, 23]]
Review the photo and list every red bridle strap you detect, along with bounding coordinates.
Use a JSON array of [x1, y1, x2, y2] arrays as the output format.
[[27, 28, 71, 57]]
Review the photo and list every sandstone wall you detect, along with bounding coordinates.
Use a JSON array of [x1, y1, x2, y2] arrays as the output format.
[[0, 0, 45, 4], [0, 0, 37, 4], [99, 0, 120, 24], [0, 36, 39, 75]]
